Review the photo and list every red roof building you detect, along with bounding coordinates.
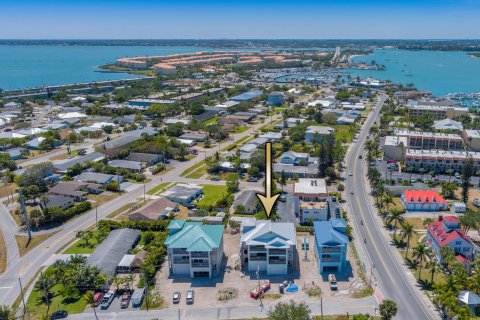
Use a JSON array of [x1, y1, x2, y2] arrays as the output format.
[[401, 190, 448, 212]]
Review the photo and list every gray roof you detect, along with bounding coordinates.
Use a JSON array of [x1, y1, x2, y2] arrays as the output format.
[[87, 228, 140, 277], [126, 152, 160, 163], [108, 159, 143, 171], [98, 135, 140, 150], [233, 190, 258, 211], [41, 194, 73, 209], [241, 219, 296, 249], [75, 172, 117, 184], [273, 164, 318, 175], [54, 152, 105, 172]]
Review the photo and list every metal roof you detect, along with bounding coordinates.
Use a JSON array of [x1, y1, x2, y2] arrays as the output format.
[[165, 221, 224, 252]]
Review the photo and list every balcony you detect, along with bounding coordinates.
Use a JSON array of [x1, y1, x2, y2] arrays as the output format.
[[321, 258, 341, 263], [269, 249, 287, 255], [172, 248, 187, 254], [190, 252, 209, 258], [249, 245, 267, 252], [321, 247, 342, 253], [173, 259, 190, 264], [191, 262, 210, 267], [250, 256, 267, 261], [269, 259, 287, 264]]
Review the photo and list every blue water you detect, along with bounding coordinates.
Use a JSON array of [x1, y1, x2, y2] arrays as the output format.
[[349, 49, 480, 96], [0, 45, 219, 90]]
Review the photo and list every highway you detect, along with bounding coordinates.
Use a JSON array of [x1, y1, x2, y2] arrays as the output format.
[[345, 94, 438, 320], [0, 114, 281, 307]]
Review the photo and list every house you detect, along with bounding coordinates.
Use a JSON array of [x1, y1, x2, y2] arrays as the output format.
[[26, 137, 58, 150], [3, 147, 26, 160], [87, 228, 141, 278], [54, 152, 105, 173], [177, 139, 196, 147], [219, 161, 250, 172], [108, 160, 143, 172], [294, 178, 328, 201], [452, 202, 467, 214], [116, 255, 136, 273], [39, 194, 74, 210], [96, 135, 142, 157], [233, 190, 258, 214], [305, 126, 334, 144], [313, 219, 349, 273], [260, 132, 282, 142], [279, 151, 309, 165], [284, 117, 306, 128], [75, 172, 123, 186], [229, 90, 263, 102], [128, 197, 178, 221], [299, 200, 329, 223], [126, 153, 162, 166], [273, 164, 318, 178], [240, 218, 296, 275], [165, 220, 224, 278], [162, 184, 203, 204], [49, 181, 89, 201], [426, 216, 474, 265], [180, 132, 208, 142], [458, 291, 480, 316], [401, 190, 448, 212]]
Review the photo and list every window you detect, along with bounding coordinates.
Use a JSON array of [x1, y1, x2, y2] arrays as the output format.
[[455, 241, 461, 245]]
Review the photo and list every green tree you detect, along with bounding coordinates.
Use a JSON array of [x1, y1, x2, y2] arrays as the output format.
[[400, 223, 416, 258], [387, 209, 405, 239], [267, 300, 311, 320], [84, 291, 99, 320], [413, 242, 430, 280], [0, 305, 17, 320], [379, 299, 398, 320], [461, 158, 474, 203]]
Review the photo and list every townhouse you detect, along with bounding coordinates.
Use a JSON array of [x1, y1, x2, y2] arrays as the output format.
[[313, 219, 349, 273]]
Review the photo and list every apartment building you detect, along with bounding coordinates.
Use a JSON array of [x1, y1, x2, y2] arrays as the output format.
[[293, 178, 328, 201], [407, 104, 469, 120], [165, 220, 224, 278], [404, 149, 480, 173], [463, 129, 480, 151], [240, 218, 296, 275], [395, 130, 463, 151], [313, 219, 349, 273]]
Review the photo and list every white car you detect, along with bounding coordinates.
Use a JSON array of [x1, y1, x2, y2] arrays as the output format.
[[186, 289, 195, 304], [455, 172, 461, 179], [473, 199, 480, 208], [349, 171, 353, 176], [100, 291, 115, 310]]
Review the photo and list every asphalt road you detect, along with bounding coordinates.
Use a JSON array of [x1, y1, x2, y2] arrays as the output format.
[[345, 95, 438, 320], [0, 114, 281, 307]]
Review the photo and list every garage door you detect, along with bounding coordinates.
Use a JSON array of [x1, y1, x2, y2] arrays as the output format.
[[193, 271, 210, 277]]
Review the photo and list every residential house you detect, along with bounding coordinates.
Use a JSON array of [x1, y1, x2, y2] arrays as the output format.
[[165, 220, 224, 278], [108, 160, 143, 172], [279, 151, 309, 165], [126, 153, 162, 166], [458, 291, 480, 316], [162, 184, 203, 204], [75, 172, 123, 186], [233, 190, 258, 214], [426, 216, 474, 266], [53, 152, 105, 173], [401, 190, 448, 212], [49, 181, 102, 201], [3, 147, 26, 160], [40, 194, 74, 210], [260, 132, 282, 142], [128, 197, 178, 221], [305, 126, 334, 144], [240, 218, 296, 275], [273, 164, 318, 178], [180, 132, 208, 142], [313, 219, 349, 273]]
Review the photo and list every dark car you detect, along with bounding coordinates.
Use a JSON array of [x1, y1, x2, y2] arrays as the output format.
[[120, 291, 131, 309], [210, 177, 220, 181], [279, 195, 287, 202], [51, 310, 68, 319], [358, 155, 363, 159]]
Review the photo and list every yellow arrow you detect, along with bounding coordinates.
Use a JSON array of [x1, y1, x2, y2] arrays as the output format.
[[256, 142, 280, 218]]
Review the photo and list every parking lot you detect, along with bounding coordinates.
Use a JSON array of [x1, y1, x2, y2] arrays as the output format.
[[154, 230, 365, 310]]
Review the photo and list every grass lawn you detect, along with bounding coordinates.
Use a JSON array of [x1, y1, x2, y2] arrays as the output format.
[[180, 160, 205, 177], [391, 197, 405, 210], [63, 230, 101, 254], [203, 116, 219, 126], [185, 165, 207, 179], [16, 232, 59, 257], [331, 125, 355, 143], [404, 217, 427, 230], [196, 184, 229, 209], [234, 126, 249, 134], [87, 192, 118, 207], [0, 182, 18, 199], [0, 230, 6, 273], [147, 182, 173, 195], [25, 281, 87, 318], [106, 203, 134, 219]]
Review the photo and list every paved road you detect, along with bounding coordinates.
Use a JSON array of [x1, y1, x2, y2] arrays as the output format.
[[0, 205, 20, 270], [0, 114, 281, 307], [345, 95, 438, 320], [69, 296, 376, 320]]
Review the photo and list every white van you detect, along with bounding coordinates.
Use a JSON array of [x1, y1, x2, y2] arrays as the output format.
[[131, 288, 146, 307]]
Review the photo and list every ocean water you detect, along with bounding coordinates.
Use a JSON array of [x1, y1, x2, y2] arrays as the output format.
[[349, 49, 480, 96], [0, 45, 218, 91]]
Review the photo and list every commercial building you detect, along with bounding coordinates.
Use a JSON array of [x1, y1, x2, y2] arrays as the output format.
[[407, 104, 469, 120], [313, 219, 349, 273], [404, 149, 480, 173], [229, 90, 264, 102], [293, 178, 328, 201], [305, 126, 334, 144], [401, 190, 448, 212], [433, 119, 463, 131], [426, 216, 474, 266], [382, 136, 408, 160], [165, 220, 224, 278], [394, 130, 463, 151], [268, 92, 285, 106], [240, 218, 296, 275]]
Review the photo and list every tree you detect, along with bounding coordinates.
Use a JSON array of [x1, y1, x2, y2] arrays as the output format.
[[267, 300, 311, 320], [461, 158, 474, 203], [427, 259, 441, 285], [413, 242, 430, 280], [400, 223, 416, 258], [84, 291, 99, 320], [0, 305, 17, 320], [379, 299, 398, 320], [226, 173, 239, 194], [387, 209, 405, 239], [279, 170, 287, 191]]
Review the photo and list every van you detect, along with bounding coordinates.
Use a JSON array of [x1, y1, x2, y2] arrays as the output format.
[[131, 288, 146, 307]]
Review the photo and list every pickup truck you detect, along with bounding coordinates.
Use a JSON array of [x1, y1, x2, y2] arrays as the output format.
[[250, 281, 271, 299], [328, 274, 338, 290]]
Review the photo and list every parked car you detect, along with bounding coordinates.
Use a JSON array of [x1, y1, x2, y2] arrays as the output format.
[[358, 155, 362, 159], [410, 177, 417, 183], [51, 310, 68, 319], [173, 291, 181, 304], [100, 291, 115, 309], [210, 177, 220, 181], [131, 288, 146, 307], [247, 177, 258, 182], [348, 171, 353, 176], [186, 289, 195, 304], [279, 195, 287, 202], [93, 291, 104, 307], [328, 274, 338, 291], [120, 291, 131, 309], [455, 172, 461, 179], [473, 198, 480, 208]]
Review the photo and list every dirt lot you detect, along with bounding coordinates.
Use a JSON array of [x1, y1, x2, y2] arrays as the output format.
[[155, 230, 366, 309]]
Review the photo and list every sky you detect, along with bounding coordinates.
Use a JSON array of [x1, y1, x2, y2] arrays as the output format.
[[1, 0, 480, 39]]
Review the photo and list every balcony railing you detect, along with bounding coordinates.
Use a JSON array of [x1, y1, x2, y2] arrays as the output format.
[[191, 262, 210, 267], [172, 248, 188, 254], [250, 256, 267, 261], [173, 259, 190, 264], [321, 247, 342, 253], [269, 260, 287, 264], [321, 258, 341, 263], [190, 252, 209, 258], [269, 249, 286, 255], [249, 245, 266, 251]]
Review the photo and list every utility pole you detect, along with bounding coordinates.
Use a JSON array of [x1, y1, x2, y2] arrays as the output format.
[[144, 271, 150, 311], [19, 277, 26, 319], [95, 205, 98, 228], [19, 189, 32, 241], [256, 265, 263, 308], [320, 296, 323, 318], [143, 181, 146, 202]]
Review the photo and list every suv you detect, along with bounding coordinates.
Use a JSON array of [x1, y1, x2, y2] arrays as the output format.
[[100, 291, 115, 309], [173, 291, 181, 304], [186, 289, 195, 304], [51, 310, 68, 319]]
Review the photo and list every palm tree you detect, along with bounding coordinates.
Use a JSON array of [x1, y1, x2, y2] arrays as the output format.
[[84, 291, 99, 320], [379, 299, 398, 320], [427, 259, 441, 285], [383, 194, 393, 212], [400, 223, 415, 258], [387, 209, 405, 239], [0, 305, 18, 320], [469, 272, 480, 295], [413, 242, 430, 280]]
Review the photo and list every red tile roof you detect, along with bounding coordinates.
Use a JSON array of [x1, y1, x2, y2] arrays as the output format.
[[403, 190, 447, 204], [456, 254, 471, 264], [427, 220, 469, 247]]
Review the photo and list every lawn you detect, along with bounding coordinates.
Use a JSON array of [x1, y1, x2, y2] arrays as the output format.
[[391, 197, 405, 211], [196, 184, 229, 209], [63, 230, 101, 254], [16, 232, 59, 257], [203, 116, 219, 126], [0, 230, 6, 273], [180, 160, 205, 177], [404, 217, 427, 230], [147, 182, 174, 195], [25, 280, 87, 319], [185, 165, 207, 179], [87, 192, 118, 207], [331, 124, 356, 143], [0, 182, 18, 199], [234, 126, 249, 134], [106, 203, 134, 218]]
